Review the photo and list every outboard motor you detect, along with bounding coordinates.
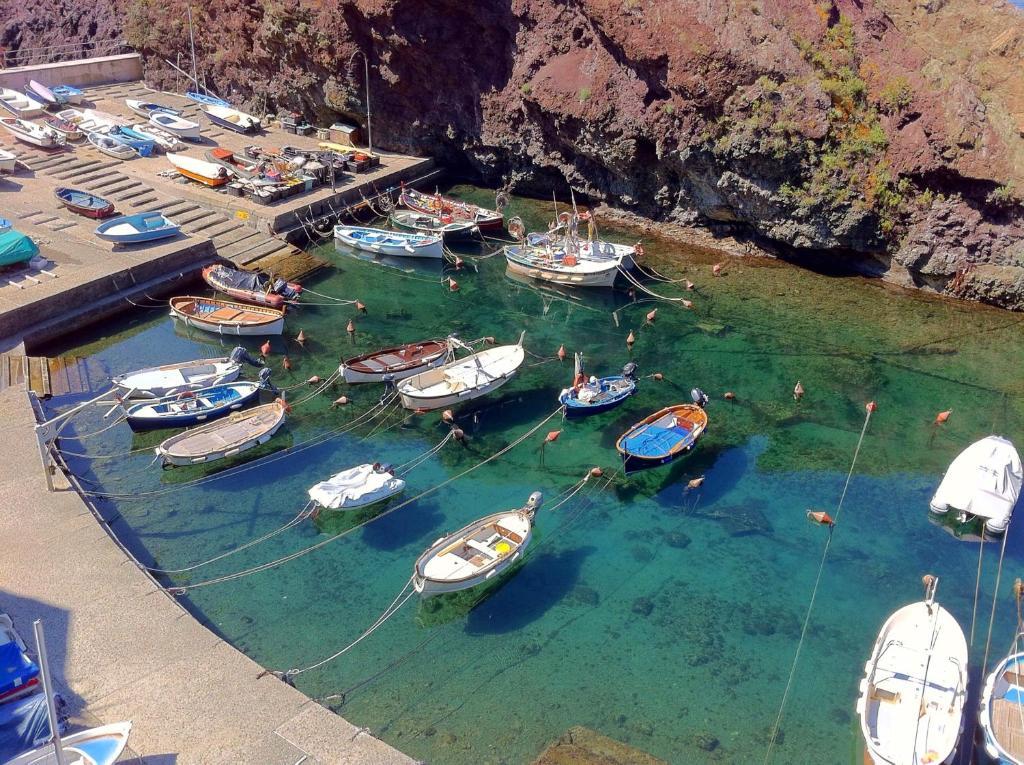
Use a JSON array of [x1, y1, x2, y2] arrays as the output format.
[[523, 490, 544, 517], [257, 366, 277, 393], [622, 361, 638, 381], [691, 387, 709, 409], [230, 346, 264, 368], [273, 277, 302, 301], [374, 462, 395, 475]]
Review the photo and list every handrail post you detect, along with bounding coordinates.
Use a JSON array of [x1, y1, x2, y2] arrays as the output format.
[[33, 620, 67, 765]]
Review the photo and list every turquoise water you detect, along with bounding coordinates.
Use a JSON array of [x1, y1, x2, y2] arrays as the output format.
[[41, 187, 1024, 763]]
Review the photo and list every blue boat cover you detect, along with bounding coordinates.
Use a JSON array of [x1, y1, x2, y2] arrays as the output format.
[[0, 692, 66, 760], [0, 229, 38, 268], [0, 640, 39, 698], [620, 422, 696, 458]]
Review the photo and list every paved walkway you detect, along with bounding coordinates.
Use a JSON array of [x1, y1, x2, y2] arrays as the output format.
[[0, 385, 415, 765]]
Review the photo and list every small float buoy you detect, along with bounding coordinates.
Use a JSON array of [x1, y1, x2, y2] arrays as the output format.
[[724, 391, 736, 400], [283, 356, 292, 371], [449, 277, 459, 292], [935, 409, 952, 424], [441, 409, 455, 424], [646, 308, 657, 324], [260, 340, 272, 357], [712, 262, 723, 276], [484, 336, 496, 345], [590, 466, 604, 478], [414, 407, 429, 415], [653, 372, 664, 381], [686, 476, 706, 490], [628, 288, 636, 300], [686, 280, 695, 291], [454, 256, 464, 269], [807, 510, 835, 527], [331, 395, 349, 407], [866, 401, 877, 413], [681, 299, 694, 309], [793, 381, 804, 402], [545, 430, 561, 443], [307, 375, 321, 385], [557, 345, 566, 361], [296, 329, 307, 347], [275, 397, 292, 414], [626, 330, 636, 347], [452, 427, 466, 441], [347, 319, 355, 334], [356, 300, 367, 314]]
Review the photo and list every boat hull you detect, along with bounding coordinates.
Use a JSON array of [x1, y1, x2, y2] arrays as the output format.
[[335, 226, 444, 259], [112, 358, 240, 399], [155, 402, 287, 466], [616, 404, 708, 474], [341, 353, 448, 384], [559, 376, 636, 416], [505, 252, 619, 288], [204, 110, 259, 134], [55, 187, 115, 219], [169, 297, 285, 336], [399, 372, 515, 411], [125, 383, 262, 431], [340, 340, 450, 384], [95, 213, 179, 244], [979, 652, 1024, 765]]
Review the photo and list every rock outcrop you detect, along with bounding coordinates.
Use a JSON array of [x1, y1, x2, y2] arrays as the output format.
[[5, 0, 1024, 308]]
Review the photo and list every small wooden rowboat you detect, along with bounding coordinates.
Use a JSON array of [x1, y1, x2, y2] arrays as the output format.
[[340, 339, 450, 384], [0, 118, 59, 149], [112, 353, 246, 399], [87, 131, 136, 160], [43, 115, 84, 141], [413, 491, 543, 596], [201, 263, 301, 309], [125, 380, 263, 431], [399, 186, 504, 232], [54, 186, 115, 218], [616, 403, 708, 473], [334, 225, 443, 259], [167, 153, 229, 186], [169, 296, 285, 336], [203, 104, 261, 134], [559, 354, 638, 416], [0, 88, 44, 118], [155, 399, 288, 466], [149, 111, 202, 140], [390, 210, 479, 241], [96, 212, 178, 244]]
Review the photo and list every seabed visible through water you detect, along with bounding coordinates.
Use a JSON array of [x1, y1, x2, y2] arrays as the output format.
[[41, 187, 1024, 764]]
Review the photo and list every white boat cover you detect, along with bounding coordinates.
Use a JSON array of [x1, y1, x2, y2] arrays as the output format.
[[307, 464, 405, 510], [931, 436, 1022, 528]]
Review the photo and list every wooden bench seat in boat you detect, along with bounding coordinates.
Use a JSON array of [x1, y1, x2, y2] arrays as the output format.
[[495, 524, 523, 544], [466, 539, 498, 560], [206, 308, 247, 322], [992, 698, 1024, 760]]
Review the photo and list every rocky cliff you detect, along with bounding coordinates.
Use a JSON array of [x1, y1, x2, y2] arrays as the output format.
[[5, 0, 1024, 308]]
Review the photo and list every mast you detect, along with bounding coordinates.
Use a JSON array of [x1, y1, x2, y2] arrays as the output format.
[[187, 6, 199, 91]]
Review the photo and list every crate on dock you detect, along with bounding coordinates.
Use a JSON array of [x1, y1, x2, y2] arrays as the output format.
[[329, 122, 358, 145]]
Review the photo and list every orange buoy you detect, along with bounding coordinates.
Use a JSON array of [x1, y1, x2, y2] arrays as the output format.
[[866, 401, 877, 413], [347, 319, 355, 334], [296, 329, 307, 347], [455, 256, 464, 269], [441, 409, 455, 424], [807, 510, 835, 527], [681, 299, 694, 309], [275, 397, 292, 414], [686, 476, 706, 490], [935, 409, 952, 424], [626, 330, 636, 347], [724, 391, 736, 400], [331, 395, 349, 407], [356, 300, 367, 314], [452, 427, 466, 441], [557, 345, 566, 361], [283, 356, 292, 371], [307, 375, 321, 385], [646, 308, 658, 324], [545, 430, 561, 443], [686, 280, 695, 291], [712, 262, 723, 276], [260, 340, 272, 357], [590, 466, 604, 478], [653, 372, 664, 381], [793, 381, 804, 401], [449, 277, 459, 292]]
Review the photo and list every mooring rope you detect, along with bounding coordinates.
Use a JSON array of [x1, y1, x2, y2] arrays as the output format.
[[61, 414, 128, 441], [617, 266, 692, 305], [165, 405, 565, 592], [763, 402, 875, 764], [970, 527, 987, 648]]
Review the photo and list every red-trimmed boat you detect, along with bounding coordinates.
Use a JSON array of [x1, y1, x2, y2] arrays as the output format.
[[54, 186, 115, 219], [399, 185, 504, 232], [202, 263, 301, 309], [339, 339, 451, 384]]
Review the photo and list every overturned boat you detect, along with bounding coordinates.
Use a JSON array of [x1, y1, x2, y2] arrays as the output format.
[[929, 436, 1021, 535], [111, 346, 260, 399], [413, 491, 543, 596], [155, 399, 288, 466], [308, 463, 406, 511]]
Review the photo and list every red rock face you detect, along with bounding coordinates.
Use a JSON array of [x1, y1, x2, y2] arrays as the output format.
[[5, 0, 1024, 308]]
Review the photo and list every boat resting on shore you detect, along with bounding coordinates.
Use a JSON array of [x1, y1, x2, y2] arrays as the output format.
[[155, 399, 288, 466]]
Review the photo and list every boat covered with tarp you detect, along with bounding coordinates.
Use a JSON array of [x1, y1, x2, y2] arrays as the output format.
[[0, 228, 39, 267], [929, 436, 1022, 536], [201, 263, 302, 309], [308, 463, 406, 511], [616, 401, 708, 473]]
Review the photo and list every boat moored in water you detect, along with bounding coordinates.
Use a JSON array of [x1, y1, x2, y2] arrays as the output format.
[[559, 354, 638, 416], [979, 619, 1024, 764], [124, 376, 268, 431], [389, 210, 479, 242], [155, 399, 288, 466], [929, 436, 1021, 536], [413, 491, 543, 596], [334, 225, 444, 259], [169, 296, 285, 336], [616, 400, 708, 473], [340, 339, 451, 384], [399, 186, 504, 232], [308, 463, 406, 511], [201, 263, 302, 308], [505, 243, 622, 288], [112, 348, 257, 399], [856, 576, 968, 765]]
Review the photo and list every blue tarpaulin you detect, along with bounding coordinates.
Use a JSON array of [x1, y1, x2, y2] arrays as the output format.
[[0, 641, 38, 699], [0, 692, 66, 761], [0, 229, 38, 268]]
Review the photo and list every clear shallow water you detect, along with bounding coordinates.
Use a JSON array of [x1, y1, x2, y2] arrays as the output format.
[[41, 187, 1024, 764]]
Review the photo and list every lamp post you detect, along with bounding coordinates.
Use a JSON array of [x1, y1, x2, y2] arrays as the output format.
[[348, 49, 372, 157]]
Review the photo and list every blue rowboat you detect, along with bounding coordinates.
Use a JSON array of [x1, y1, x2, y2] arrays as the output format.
[[50, 84, 84, 105], [558, 354, 637, 416], [107, 126, 156, 157], [54, 186, 115, 218], [185, 90, 231, 108], [124, 379, 265, 431], [95, 212, 179, 244], [615, 403, 708, 473]]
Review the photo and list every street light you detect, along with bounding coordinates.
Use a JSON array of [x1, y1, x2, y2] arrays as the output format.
[[348, 49, 372, 157]]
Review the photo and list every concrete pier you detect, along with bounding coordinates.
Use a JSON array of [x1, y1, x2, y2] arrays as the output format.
[[0, 384, 416, 764]]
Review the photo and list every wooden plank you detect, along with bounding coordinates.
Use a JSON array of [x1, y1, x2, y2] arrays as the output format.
[[9, 355, 25, 386], [0, 354, 9, 390], [47, 357, 68, 397], [39, 358, 52, 399], [27, 357, 44, 397]]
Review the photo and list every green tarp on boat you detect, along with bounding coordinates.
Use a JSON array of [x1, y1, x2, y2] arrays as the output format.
[[0, 228, 38, 267]]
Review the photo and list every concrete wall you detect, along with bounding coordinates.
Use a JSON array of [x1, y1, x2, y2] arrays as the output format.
[[0, 54, 143, 91]]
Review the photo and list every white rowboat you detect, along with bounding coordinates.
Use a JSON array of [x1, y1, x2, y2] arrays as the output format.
[[155, 400, 288, 466], [169, 296, 285, 336], [0, 147, 17, 173], [6, 721, 133, 765], [0, 88, 44, 118], [0, 118, 59, 149], [334, 225, 444, 259], [929, 436, 1021, 535], [112, 356, 243, 399], [149, 111, 202, 139]]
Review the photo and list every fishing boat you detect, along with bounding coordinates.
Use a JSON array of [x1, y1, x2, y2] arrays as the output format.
[[26, 79, 59, 105], [929, 436, 1021, 536], [505, 244, 622, 288], [201, 263, 302, 309], [0, 88, 44, 118], [149, 111, 202, 140], [0, 118, 59, 149], [979, 595, 1024, 765], [413, 491, 543, 596], [334, 225, 444, 259], [399, 186, 504, 232], [124, 98, 179, 118], [308, 463, 406, 511], [105, 126, 156, 157], [169, 296, 285, 336], [0, 227, 39, 267], [559, 354, 638, 416], [0, 148, 16, 174], [397, 333, 525, 411], [86, 131, 136, 160], [54, 187, 115, 219], [7, 722, 132, 765], [185, 90, 231, 108], [390, 210, 479, 242], [129, 123, 185, 152], [856, 576, 968, 765], [204, 147, 265, 180], [112, 348, 257, 399], [55, 108, 112, 133], [155, 399, 288, 466], [50, 84, 84, 105], [203, 104, 261, 134], [166, 153, 229, 186], [616, 401, 708, 473], [340, 339, 450, 384], [528, 210, 641, 268], [42, 116, 83, 142], [82, 108, 130, 127], [124, 378, 266, 431], [95, 212, 178, 244]]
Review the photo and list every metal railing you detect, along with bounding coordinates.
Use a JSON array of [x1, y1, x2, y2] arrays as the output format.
[[0, 39, 133, 70]]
